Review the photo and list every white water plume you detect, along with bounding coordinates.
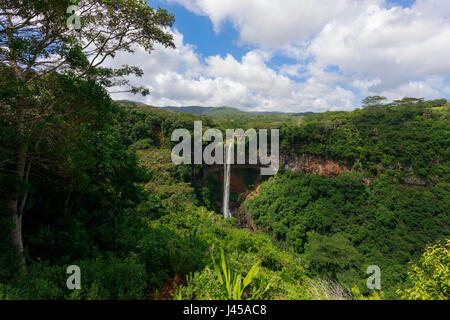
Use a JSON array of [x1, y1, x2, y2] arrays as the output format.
[[223, 141, 233, 219]]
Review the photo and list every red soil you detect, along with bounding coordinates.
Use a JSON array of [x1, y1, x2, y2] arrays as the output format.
[[148, 275, 186, 300]]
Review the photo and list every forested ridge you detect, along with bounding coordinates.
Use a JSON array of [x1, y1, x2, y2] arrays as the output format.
[[280, 99, 449, 183], [1, 1, 449, 300]]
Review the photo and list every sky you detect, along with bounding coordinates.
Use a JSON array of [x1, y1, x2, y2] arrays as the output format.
[[107, 0, 450, 112]]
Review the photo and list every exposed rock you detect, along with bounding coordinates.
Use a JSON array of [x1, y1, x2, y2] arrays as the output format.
[[280, 153, 429, 187], [236, 204, 256, 232], [280, 153, 352, 178]]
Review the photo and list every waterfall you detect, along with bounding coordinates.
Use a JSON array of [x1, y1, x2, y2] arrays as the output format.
[[223, 141, 233, 219]]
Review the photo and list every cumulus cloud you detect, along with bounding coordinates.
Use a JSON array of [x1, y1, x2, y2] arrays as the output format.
[[166, 0, 383, 47], [308, 1, 450, 89], [380, 76, 450, 101], [106, 31, 355, 112], [106, 0, 450, 112]]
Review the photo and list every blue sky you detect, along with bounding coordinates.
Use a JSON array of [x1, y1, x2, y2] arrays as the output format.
[[150, 0, 250, 60], [387, 0, 416, 7], [109, 0, 450, 112]]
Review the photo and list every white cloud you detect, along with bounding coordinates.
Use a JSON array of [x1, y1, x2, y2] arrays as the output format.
[[352, 78, 382, 94], [106, 1, 450, 112], [166, 0, 383, 47], [380, 76, 450, 101], [106, 31, 355, 112], [308, 1, 450, 89]]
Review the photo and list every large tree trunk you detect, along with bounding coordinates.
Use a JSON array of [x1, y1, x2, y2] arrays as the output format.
[[8, 106, 28, 270], [8, 199, 25, 267]]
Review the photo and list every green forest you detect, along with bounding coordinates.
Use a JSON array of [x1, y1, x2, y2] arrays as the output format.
[[1, 1, 449, 301]]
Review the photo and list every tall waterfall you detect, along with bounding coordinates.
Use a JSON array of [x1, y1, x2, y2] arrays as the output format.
[[223, 141, 233, 219]]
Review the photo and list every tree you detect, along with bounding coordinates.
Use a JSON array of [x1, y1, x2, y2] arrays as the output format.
[[361, 96, 387, 107], [0, 0, 175, 269], [398, 239, 449, 300], [391, 97, 425, 106], [303, 232, 360, 280], [424, 99, 447, 108]]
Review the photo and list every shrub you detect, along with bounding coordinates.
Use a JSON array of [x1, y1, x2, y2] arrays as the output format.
[[175, 250, 269, 300], [211, 249, 266, 300], [129, 138, 155, 151], [3, 257, 149, 300], [0, 283, 24, 300], [70, 256, 148, 300], [137, 227, 208, 290], [397, 239, 449, 300]]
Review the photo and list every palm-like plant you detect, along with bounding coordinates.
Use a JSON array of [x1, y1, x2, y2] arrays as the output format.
[[211, 248, 269, 300]]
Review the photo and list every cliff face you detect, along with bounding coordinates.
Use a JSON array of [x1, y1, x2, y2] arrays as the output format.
[[280, 153, 352, 177], [280, 153, 428, 186], [201, 153, 428, 198]]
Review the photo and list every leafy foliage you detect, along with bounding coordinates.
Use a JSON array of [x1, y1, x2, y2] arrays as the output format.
[[398, 239, 449, 300], [280, 101, 449, 182], [210, 248, 266, 300], [245, 172, 450, 298]]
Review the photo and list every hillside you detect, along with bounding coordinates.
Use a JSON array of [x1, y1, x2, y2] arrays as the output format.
[[2, 93, 449, 300], [2, 0, 450, 305], [119, 100, 302, 129], [160, 105, 303, 117], [115, 98, 449, 299]]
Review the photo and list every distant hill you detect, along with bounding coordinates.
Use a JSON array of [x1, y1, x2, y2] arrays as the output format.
[[117, 101, 316, 128], [115, 100, 209, 122], [162, 106, 214, 116], [161, 106, 313, 118]]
